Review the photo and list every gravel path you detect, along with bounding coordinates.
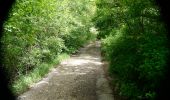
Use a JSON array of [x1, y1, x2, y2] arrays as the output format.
[[18, 41, 114, 100]]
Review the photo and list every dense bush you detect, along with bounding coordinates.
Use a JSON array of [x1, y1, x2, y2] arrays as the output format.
[[1, 0, 96, 85], [94, 0, 169, 99]]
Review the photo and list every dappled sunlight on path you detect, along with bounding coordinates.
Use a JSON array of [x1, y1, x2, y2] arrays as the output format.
[[18, 41, 114, 100]]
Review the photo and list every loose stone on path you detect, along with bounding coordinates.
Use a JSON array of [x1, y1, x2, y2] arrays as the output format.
[[18, 41, 114, 100]]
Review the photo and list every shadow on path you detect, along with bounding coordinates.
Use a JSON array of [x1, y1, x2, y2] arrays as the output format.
[[18, 41, 114, 100]]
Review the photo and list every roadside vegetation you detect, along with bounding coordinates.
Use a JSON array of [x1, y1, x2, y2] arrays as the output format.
[[1, 0, 169, 99], [1, 0, 96, 95], [93, 0, 169, 99]]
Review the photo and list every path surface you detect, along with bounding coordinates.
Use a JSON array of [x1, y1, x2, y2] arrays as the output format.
[[18, 41, 114, 100]]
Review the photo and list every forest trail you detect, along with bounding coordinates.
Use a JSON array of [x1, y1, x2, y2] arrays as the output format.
[[18, 41, 114, 100]]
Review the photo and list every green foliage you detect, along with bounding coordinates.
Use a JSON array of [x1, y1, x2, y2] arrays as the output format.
[[12, 53, 69, 95], [1, 0, 96, 94], [94, 0, 169, 99]]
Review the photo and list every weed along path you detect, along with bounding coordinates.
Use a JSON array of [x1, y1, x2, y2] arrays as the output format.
[[18, 41, 114, 100]]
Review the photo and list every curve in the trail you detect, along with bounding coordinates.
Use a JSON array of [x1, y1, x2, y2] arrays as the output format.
[[18, 41, 114, 100]]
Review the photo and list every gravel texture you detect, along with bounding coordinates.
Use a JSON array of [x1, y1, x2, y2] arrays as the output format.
[[18, 41, 114, 100]]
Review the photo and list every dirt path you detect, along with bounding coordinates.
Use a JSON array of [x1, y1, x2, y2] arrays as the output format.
[[18, 41, 114, 100]]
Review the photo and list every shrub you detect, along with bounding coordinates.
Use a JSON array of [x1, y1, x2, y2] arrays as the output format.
[[1, 0, 96, 86], [95, 0, 169, 99]]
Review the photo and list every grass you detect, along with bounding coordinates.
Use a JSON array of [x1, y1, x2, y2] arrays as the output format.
[[11, 53, 69, 95]]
